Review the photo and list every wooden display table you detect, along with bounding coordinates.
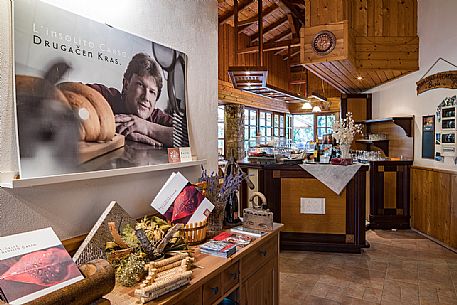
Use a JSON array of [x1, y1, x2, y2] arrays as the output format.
[[106, 223, 283, 305]]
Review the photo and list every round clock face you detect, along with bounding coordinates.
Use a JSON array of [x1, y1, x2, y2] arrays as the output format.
[[312, 30, 336, 55]]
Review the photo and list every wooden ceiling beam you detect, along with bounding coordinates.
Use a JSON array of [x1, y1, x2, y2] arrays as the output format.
[[238, 4, 278, 31], [287, 13, 297, 36], [273, 45, 298, 56], [267, 29, 292, 43], [251, 16, 288, 44], [219, 0, 255, 24], [273, 0, 305, 26], [238, 38, 300, 54], [283, 50, 300, 61]]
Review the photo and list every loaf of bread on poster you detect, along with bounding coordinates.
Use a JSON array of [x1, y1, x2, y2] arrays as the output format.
[[15, 75, 116, 142], [57, 82, 115, 142]]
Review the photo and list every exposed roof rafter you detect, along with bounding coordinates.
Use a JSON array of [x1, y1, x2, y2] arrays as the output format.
[[219, 0, 255, 24]]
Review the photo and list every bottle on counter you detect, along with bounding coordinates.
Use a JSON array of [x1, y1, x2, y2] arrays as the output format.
[[224, 157, 242, 225], [315, 140, 320, 163]]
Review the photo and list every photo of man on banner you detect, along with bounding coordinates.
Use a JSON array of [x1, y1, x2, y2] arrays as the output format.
[[89, 53, 173, 147]]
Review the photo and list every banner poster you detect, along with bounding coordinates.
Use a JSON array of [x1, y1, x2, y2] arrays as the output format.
[[13, 0, 190, 179]]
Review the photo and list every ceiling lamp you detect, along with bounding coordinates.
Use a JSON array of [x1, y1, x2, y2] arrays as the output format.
[[302, 101, 313, 110], [312, 105, 322, 112], [228, 66, 268, 91], [309, 92, 327, 102]]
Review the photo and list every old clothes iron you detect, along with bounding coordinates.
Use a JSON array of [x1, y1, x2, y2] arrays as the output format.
[[243, 192, 273, 231]]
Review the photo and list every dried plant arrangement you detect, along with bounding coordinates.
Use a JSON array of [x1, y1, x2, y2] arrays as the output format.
[[105, 215, 190, 288], [197, 166, 246, 235], [134, 254, 194, 303]]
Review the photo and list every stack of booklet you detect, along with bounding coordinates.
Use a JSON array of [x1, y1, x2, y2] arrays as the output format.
[[230, 225, 267, 238], [199, 231, 253, 258], [151, 172, 215, 224]]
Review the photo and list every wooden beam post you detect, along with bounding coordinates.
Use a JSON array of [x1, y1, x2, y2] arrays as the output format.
[[234, 0, 239, 65], [218, 0, 255, 24], [258, 0, 263, 66]]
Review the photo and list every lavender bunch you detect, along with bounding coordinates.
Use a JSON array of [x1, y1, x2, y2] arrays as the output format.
[[198, 168, 223, 207], [218, 171, 244, 203]]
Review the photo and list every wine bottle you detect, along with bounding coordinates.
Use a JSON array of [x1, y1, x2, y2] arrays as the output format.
[[315, 140, 320, 163]]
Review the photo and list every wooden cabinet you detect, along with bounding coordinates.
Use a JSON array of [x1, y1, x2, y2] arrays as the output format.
[[240, 257, 278, 305], [203, 274, 222, 305], [106, 224, 282, 305], [173, 288, 202, 305]]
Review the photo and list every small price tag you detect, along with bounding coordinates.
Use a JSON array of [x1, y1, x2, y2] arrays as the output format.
[[179, 147, 192, 162], [168, 148, 181, 163]]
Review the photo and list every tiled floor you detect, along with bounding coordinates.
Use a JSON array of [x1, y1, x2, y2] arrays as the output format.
[[279, 230, 457, 305]]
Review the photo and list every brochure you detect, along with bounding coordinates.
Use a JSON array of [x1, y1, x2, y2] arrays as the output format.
[[213, 232, 252, 248], [230, 225, 266, 238], [0, 228, 84, 305], [151, 172, 214, 224], [199, 240, 237, 258]]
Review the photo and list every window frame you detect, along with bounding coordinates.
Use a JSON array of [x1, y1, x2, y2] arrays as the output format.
[[217, 105, 225, 158], [291, 112, 338, 143]]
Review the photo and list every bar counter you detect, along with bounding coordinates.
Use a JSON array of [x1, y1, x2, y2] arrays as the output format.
[[238, 160, 369, 253]]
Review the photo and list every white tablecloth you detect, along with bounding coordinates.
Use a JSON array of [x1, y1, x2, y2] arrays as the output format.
[[299, 164, 363, 195]]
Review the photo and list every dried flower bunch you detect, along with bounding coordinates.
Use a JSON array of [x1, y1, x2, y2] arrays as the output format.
[[105, 216, 187, 287], [198, 166, 245, 208], [332, 112, 363, 145]]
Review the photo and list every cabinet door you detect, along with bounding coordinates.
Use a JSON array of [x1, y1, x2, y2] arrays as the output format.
[[240, 258, 278, 305]]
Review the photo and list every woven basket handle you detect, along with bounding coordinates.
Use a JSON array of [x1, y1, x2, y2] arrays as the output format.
[[249, 192, 267, 209]]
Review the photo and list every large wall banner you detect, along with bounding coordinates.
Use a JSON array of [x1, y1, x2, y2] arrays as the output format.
[[13, 0, 190, 179]]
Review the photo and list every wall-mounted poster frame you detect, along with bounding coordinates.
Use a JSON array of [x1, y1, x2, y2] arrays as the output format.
[[422, 115, 435, 159], [13, 0, 190, 179]]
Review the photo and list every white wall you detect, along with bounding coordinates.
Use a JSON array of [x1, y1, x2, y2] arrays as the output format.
[[0, 0, 218, 239], [370, 0, 457, 171]]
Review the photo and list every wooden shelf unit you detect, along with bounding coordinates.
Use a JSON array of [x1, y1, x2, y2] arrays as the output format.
[[356, 116, 414, 137]]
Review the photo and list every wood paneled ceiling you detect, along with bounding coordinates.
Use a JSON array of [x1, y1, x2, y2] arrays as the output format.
[[219, 0, 304, 55], [218, 0, 419, 95]]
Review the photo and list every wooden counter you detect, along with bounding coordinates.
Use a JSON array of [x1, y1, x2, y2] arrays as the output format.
[[106, 223, 283, 305], [238, 162, 368, 253]]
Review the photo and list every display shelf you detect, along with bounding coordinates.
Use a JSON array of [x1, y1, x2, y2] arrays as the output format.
[[355, 139, 389, 144], [355, 139, 389, 156], [355, 116, 414, 137], [0, 159, 206, 188]]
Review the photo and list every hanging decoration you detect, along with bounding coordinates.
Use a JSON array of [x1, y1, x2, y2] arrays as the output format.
[[416, 58, 457, 95]]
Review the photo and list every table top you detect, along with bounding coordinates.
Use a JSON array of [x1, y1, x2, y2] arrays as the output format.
[[106, 223, 283, 305]]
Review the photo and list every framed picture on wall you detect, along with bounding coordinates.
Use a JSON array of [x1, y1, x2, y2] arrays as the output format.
[[422, 115, 435, 159], [13, 0, 190, 179]]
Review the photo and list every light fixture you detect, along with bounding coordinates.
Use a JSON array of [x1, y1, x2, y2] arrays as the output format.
[[312, 105, 322, 112], [310, 92, 327, 102], [357, 76, 363, 80], [302, 101, 313, 110]]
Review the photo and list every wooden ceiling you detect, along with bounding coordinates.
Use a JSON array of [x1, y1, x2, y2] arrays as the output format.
[[218, 0, 419, 95]]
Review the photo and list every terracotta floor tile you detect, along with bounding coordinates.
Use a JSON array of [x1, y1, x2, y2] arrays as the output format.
[[303, 295, 346, 305], [279, 230, 457, 304], [362, 287, 383, 303]]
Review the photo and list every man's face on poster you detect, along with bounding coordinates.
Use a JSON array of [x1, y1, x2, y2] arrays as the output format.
[[124, 73, 158, 119]]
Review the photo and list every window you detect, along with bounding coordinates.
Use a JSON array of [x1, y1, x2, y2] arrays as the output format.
[[291, 113, 337, 145], [259, 111, 273, 142], [244, 108, 257, 151], [292, 114, 314, 147], [217, 105, 225, 157], [316, 114, 336, 140], [286, 114, 293, 141]]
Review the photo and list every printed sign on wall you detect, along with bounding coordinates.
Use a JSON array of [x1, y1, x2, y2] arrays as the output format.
[[13, 0, 190, 178]]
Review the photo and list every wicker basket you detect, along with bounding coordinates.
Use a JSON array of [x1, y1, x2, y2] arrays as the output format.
[[181, 219, 207, 245]]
